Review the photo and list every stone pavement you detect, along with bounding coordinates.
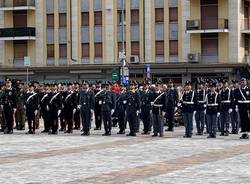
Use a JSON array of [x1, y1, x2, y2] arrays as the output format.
[[0, 124, 250, 184]]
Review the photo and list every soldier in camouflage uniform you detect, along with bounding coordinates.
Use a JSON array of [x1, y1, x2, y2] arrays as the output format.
[[15, 82, 26, 130]]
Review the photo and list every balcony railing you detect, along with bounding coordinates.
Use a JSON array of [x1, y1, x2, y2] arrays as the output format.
[[0, 27, 35, 38], [0, 0, 35, 8], [186, 18, 229, 31]]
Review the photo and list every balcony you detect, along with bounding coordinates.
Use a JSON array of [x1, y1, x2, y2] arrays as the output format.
[[241, 19, 250, 34], [0, 0, 35, 11], [186, 19, 229, 33], [0, 27, 36, 40]]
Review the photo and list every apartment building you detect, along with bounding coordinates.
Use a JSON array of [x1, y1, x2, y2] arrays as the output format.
[[0, 0, 248, 84]]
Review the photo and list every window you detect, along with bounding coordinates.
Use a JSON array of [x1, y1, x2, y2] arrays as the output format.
[[82, 43, 90, 57], [131, 41, 139, 55], [13, 10, 27, 27], [169, 7, 178, 22], [131, 10, 139, 24], [14, 40, 27, 59], [155, 41, 164, 56], [117, 10, 126, 25], [155, 8, 164, 23], [169, 40, 178, 56], [47, 44, 54, 58], [59, 13, 67, 27], [47, 14, 54, 28], [95, 43, 103, 57], [94, 11, 102, 25], [81, 12, 89, 26], [59, 44, 67, 58]]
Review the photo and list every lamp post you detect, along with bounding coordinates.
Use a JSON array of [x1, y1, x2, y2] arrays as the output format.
[[121, 0, 125, 84]]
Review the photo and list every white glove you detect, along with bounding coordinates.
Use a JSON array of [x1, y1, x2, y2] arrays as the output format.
[[150, 110, 152, 114], [0, 105, 3, 109], [58, 110, 61, 116], [35, 110, 38, 116], [235, 105, 239, 112], [91, 109, 94, 114], [217, 112, 220, 117], [111, 109, 115, 115], [162, 111, 166, 117], [193, 111, 197, 115], [73, 108, 76, 114], [177, 102, 182, 107], [136, 110, 139, 116], [23, 105, 26, 110], [228, 108, 233, 114], [150, 102, 154, 106], [77, 105, 82, 109], [174, 107, 178, 111], [46, 105, 50, 111], [13, 108, 16, 113], [204, 110, 206, 115]]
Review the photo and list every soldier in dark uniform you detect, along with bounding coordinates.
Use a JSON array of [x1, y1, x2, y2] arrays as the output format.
[[33, 81, 40, 129], [93, 81, 103, 130], [230, 80, 239, 134], [48, 84, 62, 134], [151, 82, 167, 137], [165, 80, 178, 132], [135, 81, 141, 133], [195, 80, 206, 135], [180, 81, 197, 138], [24, 84, 39, 134], [59, 84, 68, 132], [125, 81, 140, 136], [63, 83, 77, 133], [205, 81, 221, 138], [234, 77, 250, 139], [100, 82, 116, 136], [0, 83, 6, 132], [79, 81, 95, 136], [2, 80, 17, 134], [116, 84, 127, 134], [140, 81, 152, 135], [15, 81, 26, 130], [40, 84, 52, 133], [73, 82, 81, 130], [219, 79, 233, 136]]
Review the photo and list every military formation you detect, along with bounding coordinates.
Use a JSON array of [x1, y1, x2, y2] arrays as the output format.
[[0, 77, 249, 139]]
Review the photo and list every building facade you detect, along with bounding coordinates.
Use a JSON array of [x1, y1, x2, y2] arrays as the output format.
[[0, 0, 249, 84]]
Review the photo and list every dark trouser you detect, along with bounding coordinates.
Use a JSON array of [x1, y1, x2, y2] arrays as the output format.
[[166, 108, 175, 130], [141, 109, 151, 133], [127, 107, 137, 134], [182, 112, 193, 137], [74, 110, 80, 129], [205, 114, 209, 133], [230, 110, 239, 133], [118, 111, 126, 132], [220, 110, 230, 133], [50, 111, 58, 133], [217, 116, 221, 132], [206, 114, 217, 136], [94, 108, 102, 129], [135, 114, 140, 132], [35, 112, 40, 129], [27, 111, 35, 132], [65, 108, 73, 131], [60, 115, 65, 130], [238, 104, 250, 133], [3, 106, 14, 131], [195, 110, 205, 134], [102, 111, 112, 133], [0, 110, 6, 130], [152, 113, 164, 134], [81, 110, 91, 132], [42, 111, 50, 131]]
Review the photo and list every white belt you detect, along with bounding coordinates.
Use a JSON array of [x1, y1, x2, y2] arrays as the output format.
[[153, 104, 163, 107], [238, 100, 250, 104], [207, 104, 218, 107], [198, 101, 205, 103], [221, 101, 231, 103], [183, 102, 194, 105]]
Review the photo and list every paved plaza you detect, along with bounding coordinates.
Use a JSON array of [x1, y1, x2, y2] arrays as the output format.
[[0, 125, 250, 184]]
